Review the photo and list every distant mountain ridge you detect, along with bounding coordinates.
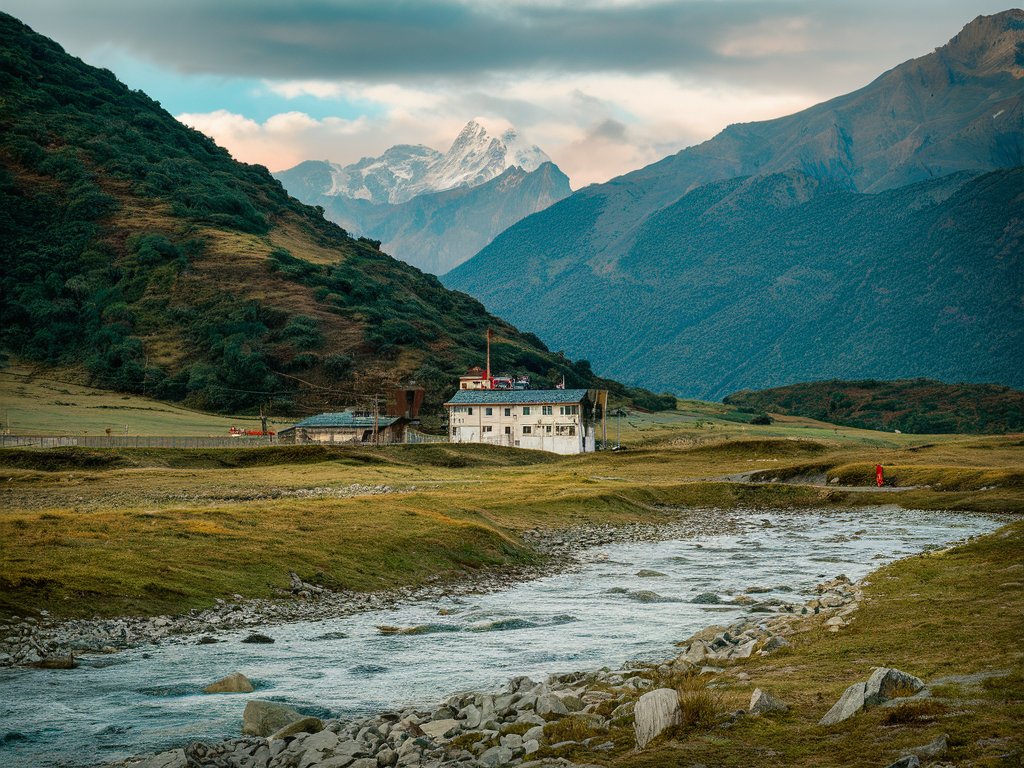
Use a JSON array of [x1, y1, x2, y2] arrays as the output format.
[[275, 120, 570, 274], [281, 120, 553, 205], [446, 10, 1024, 398]]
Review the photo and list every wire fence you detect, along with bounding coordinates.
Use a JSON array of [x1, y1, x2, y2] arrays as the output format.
[[0, 432, 451, 449], [0, 435, 278, 449]]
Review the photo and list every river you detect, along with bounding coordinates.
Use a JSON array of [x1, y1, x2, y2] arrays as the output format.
[[0, 506, 1001, 767]]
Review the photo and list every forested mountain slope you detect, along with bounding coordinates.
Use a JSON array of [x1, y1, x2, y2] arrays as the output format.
[[446, 11, 1024, 398], [0, 13, 664, 416]]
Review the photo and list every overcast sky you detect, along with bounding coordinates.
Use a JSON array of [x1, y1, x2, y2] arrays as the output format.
[[5, 1, 1015, 186]]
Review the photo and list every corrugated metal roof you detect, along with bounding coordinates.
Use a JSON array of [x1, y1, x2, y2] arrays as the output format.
[[291, 412, 400, 429], [445, 389, 589, 405]]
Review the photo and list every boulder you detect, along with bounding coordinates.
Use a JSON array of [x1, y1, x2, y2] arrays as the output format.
[[268, 716, 324, 740], [419, 719, 460, 740], [819, 682, 867, 725], [479, 745, 514, 766], [636, 570, 666, 577], [864, 668, 924, 706], [749, 688, 788, 715], [242, 700, 304, 736], [135, 749, 188, 768], [241, 633, 275, 644], [203, 672, 254, 694], [760, 636, 790, 654], [535, 693, 569, 717], [634, 688, 681, 749], [883, 757, 919, 768], [691, 592, 721, 604], [32, 654, 77, 670], [913, 733, 948, 758]]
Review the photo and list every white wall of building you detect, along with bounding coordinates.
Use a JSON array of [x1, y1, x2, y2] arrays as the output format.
[[448, 402, 591, 454]]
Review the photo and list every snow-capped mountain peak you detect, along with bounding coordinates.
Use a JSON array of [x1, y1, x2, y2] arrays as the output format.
[[312, 120, 553, 204]]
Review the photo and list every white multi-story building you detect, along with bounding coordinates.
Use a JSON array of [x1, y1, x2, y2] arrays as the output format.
[[445, 389, 604, 454]]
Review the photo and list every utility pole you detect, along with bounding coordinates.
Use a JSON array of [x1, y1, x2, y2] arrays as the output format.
[[260, 403, 268, 435], [373, 394, 380, 446]]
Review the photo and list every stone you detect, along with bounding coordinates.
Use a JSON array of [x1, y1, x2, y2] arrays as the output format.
[[636, 570, 666, 577], [749, 688, 788, 715], [535, 693, 569, 717], [136, 749, 188, 768], [819, 682, 867, 725], [760, 636, 790, 654], [523, 725, 544, 742], [522, 739, 540, 755], [198, 636, 220, 644], [350, 760, 378, 768], [691, 592, 721, 604], [242, 700, 304, 736], [268, 716, 324, 740], [377, 747, 398, 767], [241, 633, 275, 644], [459, 704, 482, 728], [479, 745, 514, 766], [204, 672, 254, 694], [634, 688, 681, 749], [419, 719, 460, 740], [913, 733, 948, 758], [864, 668, 925, 706], [883, 757, 919, 768], [730, 640, 757, 659], [32, 654, 77, 669]]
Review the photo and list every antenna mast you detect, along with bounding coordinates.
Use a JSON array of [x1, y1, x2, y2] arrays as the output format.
[[486, 328, 492, 387]]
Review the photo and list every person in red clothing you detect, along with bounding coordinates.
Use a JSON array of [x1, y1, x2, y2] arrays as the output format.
[[875, 464, 884, 487]]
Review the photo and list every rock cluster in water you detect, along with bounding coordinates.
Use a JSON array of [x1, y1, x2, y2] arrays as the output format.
[[112, 569, 868, 768]]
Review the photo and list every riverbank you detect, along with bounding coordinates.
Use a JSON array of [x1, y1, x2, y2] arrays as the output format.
[[103, 518, 1022, 768], [0, 510, 741, 668], [3, 435, 1022, 623]]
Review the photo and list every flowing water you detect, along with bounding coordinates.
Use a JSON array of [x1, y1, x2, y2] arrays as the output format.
[[0, 507, 1001, 767]]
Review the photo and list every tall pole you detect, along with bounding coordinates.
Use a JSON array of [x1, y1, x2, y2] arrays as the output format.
[[373, 394, 380, 446], [486, 328, 492, 388]]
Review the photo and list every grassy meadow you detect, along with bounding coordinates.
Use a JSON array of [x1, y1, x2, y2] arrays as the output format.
[[1, 379, 1022, 619]]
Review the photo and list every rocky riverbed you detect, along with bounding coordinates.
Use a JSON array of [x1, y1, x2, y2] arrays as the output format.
[[112, 573, 865, 768], [0, 508, 1000, 768], [0, 509, 737, 669]]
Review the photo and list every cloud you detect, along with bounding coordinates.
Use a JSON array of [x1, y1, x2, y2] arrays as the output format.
[[176, 109, 369, 170], [6, 0, 1012, 185], [6, 0, 1009, 90]]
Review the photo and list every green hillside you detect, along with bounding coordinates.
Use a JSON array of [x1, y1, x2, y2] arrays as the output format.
[[445, 11, 1024, 399], [724, 379, 1024, 434], [449, 168, 1024, 399], [0, 13, 668, 417]]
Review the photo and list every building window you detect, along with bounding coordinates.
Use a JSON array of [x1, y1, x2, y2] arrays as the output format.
[[504, 426, 511, 434], [545, 425, 552, 433], [467, 407, 473, 415], [522, 406, 531, 415], [483, 426, 493, 433], [485, 407, 493, 416], [556, 425, 577, 436], [522, 426, 532, 434], [559, 405, 579, 415], [461, 383, 467, 389], [542, 406, 553, 415], [504, 408, 511, 417], [451, 427, 457, 436]]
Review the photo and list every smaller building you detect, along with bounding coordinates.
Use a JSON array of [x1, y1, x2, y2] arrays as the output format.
[[445, 389, 605, 455], [278, 411, 407, 445]]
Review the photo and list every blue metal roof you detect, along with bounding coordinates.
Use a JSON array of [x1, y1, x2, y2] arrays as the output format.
[[445, 389, 589, 406], [291, 411, 400, 429]]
